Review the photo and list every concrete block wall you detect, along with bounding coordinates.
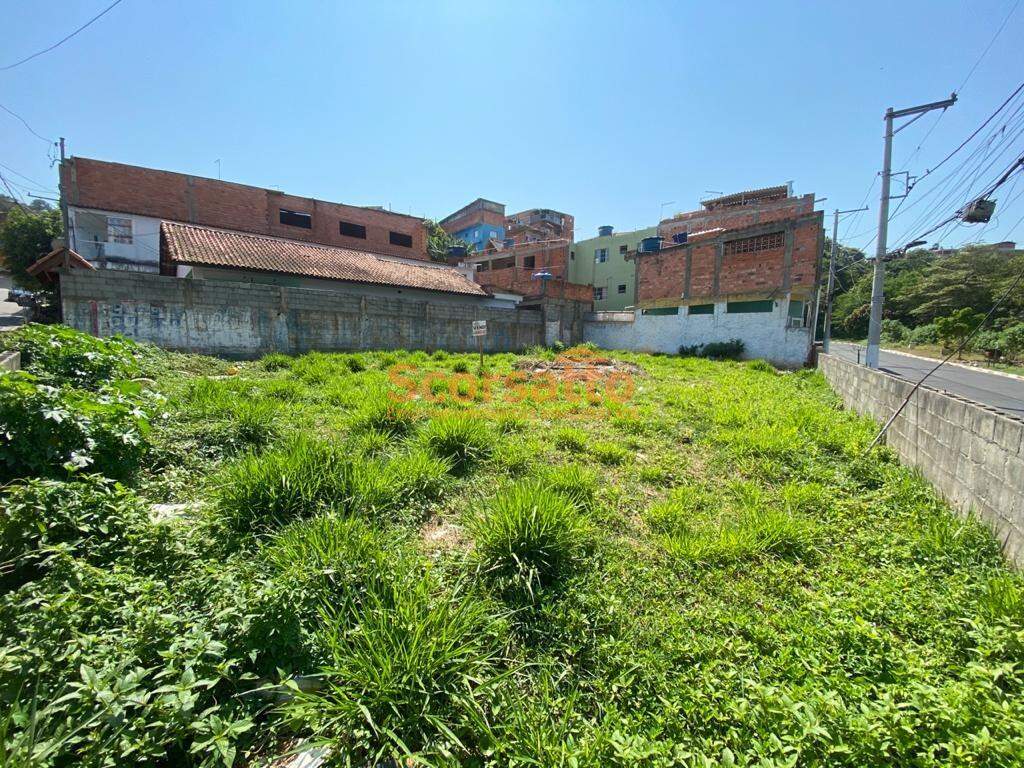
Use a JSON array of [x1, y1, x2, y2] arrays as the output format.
[[820, 353, 1024, 568], [61, 270, 544, 357]]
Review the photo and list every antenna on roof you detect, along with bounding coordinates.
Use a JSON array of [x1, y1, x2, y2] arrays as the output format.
[[215, 159, 221, 180]]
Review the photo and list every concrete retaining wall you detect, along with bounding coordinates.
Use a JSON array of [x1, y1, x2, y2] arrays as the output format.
[[584, 302, 812, 368], [820, 353, 1024, 567], [60, 270, 545, 356]]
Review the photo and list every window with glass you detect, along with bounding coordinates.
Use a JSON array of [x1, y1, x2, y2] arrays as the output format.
[[595, 248, 608, 263], [726, 299, 774, 313], [593, 287, 606, 300], [106, 216, 133, 244]]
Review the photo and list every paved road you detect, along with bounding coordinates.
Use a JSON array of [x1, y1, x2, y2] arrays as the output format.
[[830, 342, 1024, 420]]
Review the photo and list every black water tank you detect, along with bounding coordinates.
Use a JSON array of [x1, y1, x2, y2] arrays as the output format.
[[598, 225, 614, 237]]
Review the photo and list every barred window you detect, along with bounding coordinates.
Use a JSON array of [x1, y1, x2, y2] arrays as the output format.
[[723, 231, 784, 256]]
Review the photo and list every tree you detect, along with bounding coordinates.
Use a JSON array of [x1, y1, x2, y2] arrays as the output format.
[[423, 219, 471, 264], [934, 308, 984, 357], [0, 205, 62, 289]]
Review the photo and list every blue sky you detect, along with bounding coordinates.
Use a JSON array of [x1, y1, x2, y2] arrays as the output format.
[[2, 0, 1022, 254]]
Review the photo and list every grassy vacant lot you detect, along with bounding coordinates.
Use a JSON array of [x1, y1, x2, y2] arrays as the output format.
[[2, 325, 1023, 767]]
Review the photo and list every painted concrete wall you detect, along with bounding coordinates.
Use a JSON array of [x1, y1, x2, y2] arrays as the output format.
[[569, 226, 657, 310], [69, 206, 162, 272], [583, 297, 811, 367], [60, 270, 544, 357], [453, 223, 504, 252], [819, 353, 1024, 568]]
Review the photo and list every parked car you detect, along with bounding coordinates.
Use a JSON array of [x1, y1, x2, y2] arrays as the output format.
[[7, 288, 39, 307]]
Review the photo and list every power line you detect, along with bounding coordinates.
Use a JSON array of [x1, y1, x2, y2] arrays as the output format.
[[0, 171, 29, 210], [0, 0, 127, 72], [865, 258, 1024, 453], [0, 101, 55, 145], [957, 0, 1021, 94], [0, 161, 56, 192]]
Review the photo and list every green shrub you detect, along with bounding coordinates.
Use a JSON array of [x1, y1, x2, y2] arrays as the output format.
[[470, 481, 590, 601], [976, 574, 1024, 625], [554, 427, 588, 451], [349, 397, 418, 437], [536, 463, 598, 511], [590, 441, 629, 466], [0, 476, 147, 584], [700, 339, 744, 360], [907, 322, 939, 346], [678, 339, 745, 360], [260, 352, 292, 371], [351, 449, 451, 515], [0, 373, 150, 482], [1, 324, 139, 389], [344, 354, 366, 373], [256, 515, 402, 668], [881, 318, 911, 345], [746, 359, 776, 373], [261, 378, 307, 402], [419, 413, 494, 475], [661, 505, 817, 564], [451, 359, 470, 373], [283, 572, 502, 762], [215, 438, 354, 534]]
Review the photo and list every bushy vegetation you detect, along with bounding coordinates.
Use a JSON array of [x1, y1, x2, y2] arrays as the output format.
[[470, 480, 590, 602], [1, 323, 140, 388], [3, 325, 1023, 766], [679, 337, 745, 360], [0, 373, 151, 481]]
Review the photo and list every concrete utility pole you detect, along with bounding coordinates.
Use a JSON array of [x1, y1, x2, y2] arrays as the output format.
[[866, 94, 956, 368], [58, 137, 71, 267], [822, 206, 868, 353]]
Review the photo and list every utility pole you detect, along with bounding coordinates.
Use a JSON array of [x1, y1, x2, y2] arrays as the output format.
[[58, 137, 71, 267], [821, 206, 868, 353], [866, 94, 956, 368]]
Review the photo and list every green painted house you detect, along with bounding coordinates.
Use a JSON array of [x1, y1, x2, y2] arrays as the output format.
[[568, 225, 658, 311]]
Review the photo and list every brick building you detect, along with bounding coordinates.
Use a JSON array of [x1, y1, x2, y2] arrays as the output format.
[[437, 198, 507, 252], [584, 185, 824, 367], [505, 208, 574, 246], [638, 185, 821, 309], [59, 157, 428, 273]]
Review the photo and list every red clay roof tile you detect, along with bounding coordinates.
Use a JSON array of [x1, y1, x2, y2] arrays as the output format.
[[161, 222, 488, 297]]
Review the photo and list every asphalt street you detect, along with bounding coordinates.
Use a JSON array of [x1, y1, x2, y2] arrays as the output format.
[[830, 341, 1024, 420]]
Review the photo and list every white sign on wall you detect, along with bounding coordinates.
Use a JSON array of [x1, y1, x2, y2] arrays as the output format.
[[472, 320, 487, 337]]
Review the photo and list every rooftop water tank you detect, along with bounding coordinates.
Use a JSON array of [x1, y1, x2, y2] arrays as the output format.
[[598, 225, 614, 237], [640, 236, 662, 253]]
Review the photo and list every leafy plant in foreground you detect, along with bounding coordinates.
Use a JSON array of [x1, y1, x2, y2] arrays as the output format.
[[0, 476, 147, 586], [0, 373, 151, 482], [0, 323, 139, 389]]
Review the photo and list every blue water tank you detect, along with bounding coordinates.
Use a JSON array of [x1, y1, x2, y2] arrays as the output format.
[[640, 236, 662, 253], [598, 225, 614, 237]]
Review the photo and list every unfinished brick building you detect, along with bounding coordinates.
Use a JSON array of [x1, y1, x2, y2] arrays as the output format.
[[585, 185, 824, 367], [59, 157, 428, 273]]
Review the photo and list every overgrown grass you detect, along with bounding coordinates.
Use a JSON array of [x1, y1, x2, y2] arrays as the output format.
[[419, 412, 494, 475], [470, 481, 590, 603], [3, 331, 1024, 766]]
